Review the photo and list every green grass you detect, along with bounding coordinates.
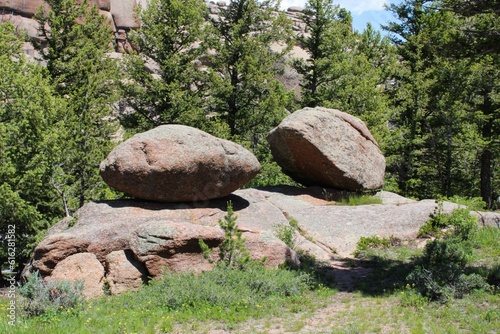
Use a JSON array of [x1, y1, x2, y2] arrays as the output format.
[[3, 225, 499, 333], [2, 265, 335, 333], [336, 194, 383, 206]]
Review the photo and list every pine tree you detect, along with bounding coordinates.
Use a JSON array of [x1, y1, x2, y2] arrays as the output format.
[[293, 0, 351, 108], [120, 0, 208, 131], [206, 0, 294, 145], [294, 0, 395, 143], [0, 23, 64, 269], [383, 0, 486, 199], [35, 0, 120, 210], [440, 0, 500, 208]]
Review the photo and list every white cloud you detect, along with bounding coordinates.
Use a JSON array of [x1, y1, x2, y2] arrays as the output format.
[[280, 0, 389, 15]]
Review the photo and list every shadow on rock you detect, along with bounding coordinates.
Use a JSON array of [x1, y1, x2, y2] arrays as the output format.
[[256, 185, 367, 202], [96, 193, 251, 212]]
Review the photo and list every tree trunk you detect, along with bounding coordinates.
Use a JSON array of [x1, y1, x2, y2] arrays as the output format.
[[480, 91, 493, 208]]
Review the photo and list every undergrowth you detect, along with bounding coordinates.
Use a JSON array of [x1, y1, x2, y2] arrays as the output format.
[[17, 271, 85, 318], [410, 206, 494, 302], [353, 235, 401, 258], [337, 194, 382, 206]]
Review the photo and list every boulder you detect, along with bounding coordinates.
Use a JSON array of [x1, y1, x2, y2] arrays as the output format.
[[100, 125, 261, 202], [267, 107, 385, 190], [29, 192, 298, 297], [243, 231, 300, 268], [287, 6, 304, 13], [0, 14, 40, 41], [471, 211, 500, 228], [47, 252, 105, 300], [129, 221, 225, 276], [105, 250, 148, 295], [0, 0, 46, 16], [109, 0, 139, 29]]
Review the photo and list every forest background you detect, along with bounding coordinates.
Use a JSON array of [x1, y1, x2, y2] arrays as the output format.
[[0, 0, 498, 272]]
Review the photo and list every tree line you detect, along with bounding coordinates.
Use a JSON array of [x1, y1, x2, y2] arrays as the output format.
[[0, 0, 498, 271]]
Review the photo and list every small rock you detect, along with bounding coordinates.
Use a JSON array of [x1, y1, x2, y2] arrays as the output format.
[[105, 250, 148, 295], [47, 252, 105, 299]]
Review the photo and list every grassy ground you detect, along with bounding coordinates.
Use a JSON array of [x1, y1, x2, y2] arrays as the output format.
[[1, 227, 499, 333]]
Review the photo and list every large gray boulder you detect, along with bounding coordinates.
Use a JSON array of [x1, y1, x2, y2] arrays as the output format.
[[267, 107, 385, 190], [100, 125, 261, 202]]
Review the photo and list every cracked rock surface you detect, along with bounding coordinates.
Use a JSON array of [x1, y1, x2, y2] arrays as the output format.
[[28, 186, 499, 297]]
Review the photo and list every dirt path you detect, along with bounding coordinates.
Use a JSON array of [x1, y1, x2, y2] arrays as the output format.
[[323, 259, 373, 292], [172, 258, 376, 334]]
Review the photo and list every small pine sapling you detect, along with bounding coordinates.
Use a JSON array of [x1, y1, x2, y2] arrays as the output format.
[[199, 201, 251, 269]]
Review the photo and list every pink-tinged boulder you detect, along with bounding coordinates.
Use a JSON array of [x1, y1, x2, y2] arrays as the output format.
[[27, 191, 299, 297], [0, 14, 40, 41], [243, 231, 299, 268], [47, 252, 105, 300], [105, 250, 148, 295], [100, 125, 261, 202], [32, 234, 90, 276], [267, 107, 385, 190], [0, 0, 46, 16], [129, 221, 225, 276], [109, 0, 139, 29]]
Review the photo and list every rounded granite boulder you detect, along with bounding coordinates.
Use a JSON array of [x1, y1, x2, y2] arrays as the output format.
[[267, 107, 385, 190], [100, 125, 261, 202]]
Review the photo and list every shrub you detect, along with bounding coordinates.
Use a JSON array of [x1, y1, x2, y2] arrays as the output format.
[[18, 271, 85, 317], [418, 201, 449, 238], [400, 284, 429, 308], [418, 204, 478, 240], [408, 238, 489, 302], [353, 235, 400, 258], [141, 265, 313, 311], [445, 195, 486, 211], [274, 219, 299, 249]]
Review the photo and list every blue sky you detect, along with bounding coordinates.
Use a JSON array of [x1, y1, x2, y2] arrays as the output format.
[[280, 0, 401, 33]]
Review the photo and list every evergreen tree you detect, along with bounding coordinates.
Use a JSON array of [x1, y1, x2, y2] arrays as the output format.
[[383, 0, 486, 199], [322, 24, 396, 139], [35, 0, 120, 210], [294, 0, 395, 142], [0, 23, 64, 269], [440, 0, 500, 207], [121, 0, 208, 132], [293, 0, 351, 108], [206, 0, 294, 146]]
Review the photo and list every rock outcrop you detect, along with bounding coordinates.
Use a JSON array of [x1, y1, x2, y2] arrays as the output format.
[[99, 124, 261, 202], [28, 186, 500, 297], [267, 107, 386, 190], [0, 1, 308, 54], [29, 191, 300, 297]]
